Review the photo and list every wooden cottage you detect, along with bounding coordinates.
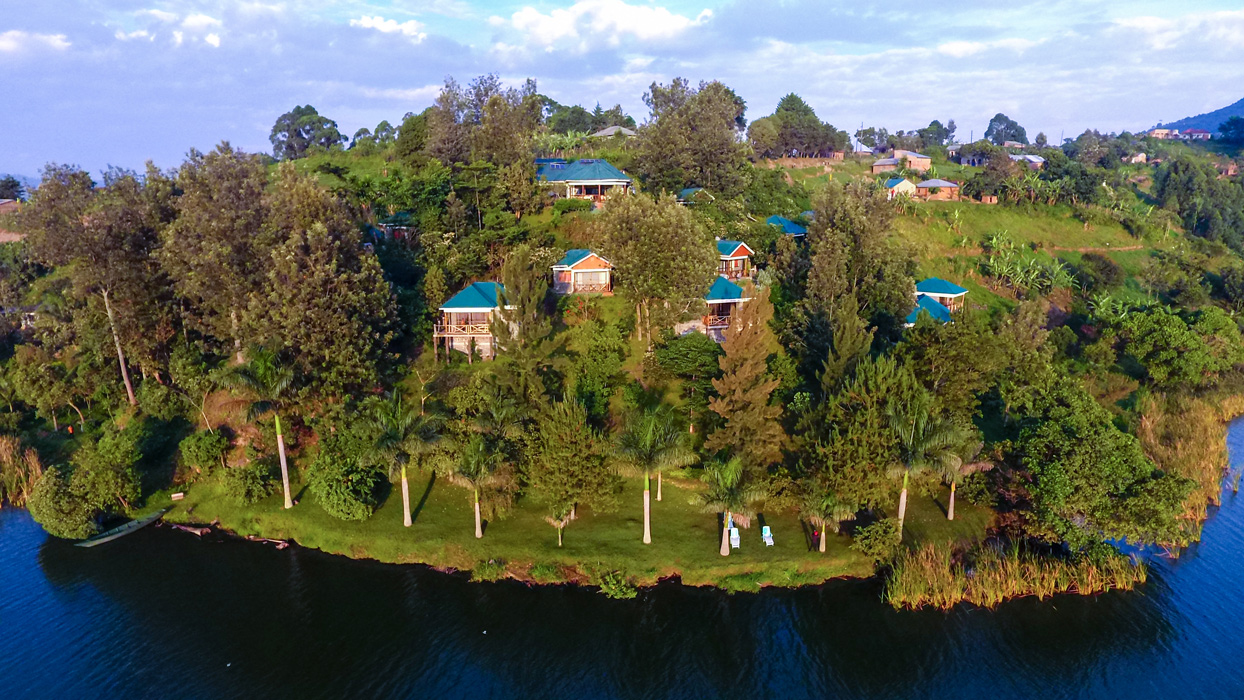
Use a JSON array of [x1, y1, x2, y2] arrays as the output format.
[[915, 277, 968, 312], [717, 240, 754, 280], [915, 179, 961, 201], [884, 177, 917, 200], [703, 277, 752, 342], [552, 249, 613, 294], [433, 282, 508, 361], [537, 159, 633, 206]]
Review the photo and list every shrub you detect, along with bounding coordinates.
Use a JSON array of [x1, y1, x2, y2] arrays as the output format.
[[179, 431, 227, 474], [136, 381, 183, 422], [28, 467, 95, 539], [851, 518, 901, 564], [552, 198, 593, 215], [1075, 252, 1124, 291], [528, 562, 565, 584], [0, 435, 43, 508], [593, 569, 638, 599], [221, 460, 278, 506], [309, 456, 385, 521]]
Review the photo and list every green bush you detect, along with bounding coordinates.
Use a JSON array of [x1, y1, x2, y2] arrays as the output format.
[[851, 518, 901, 564], [309, 456, 384, 521], [221, 460, 278, 506], [593, 569, 638, 599], [958, 472, 995, 508], [528, 562, 565, 584], [472, 559, 508, 582], [179, 431, 227, 474], [553, 198, 593, 215], [136, 381, 183, 422], [27, 467, 96, 539]]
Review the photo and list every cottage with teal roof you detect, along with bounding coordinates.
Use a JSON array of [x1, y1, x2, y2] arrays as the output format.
[[551, 249, 613, 295], [702, 277, 752, 341], [905, 295, 954, 327], [766, 215, 806, 237], [536, 159, 633, 206], [916, 277, 968, 311], [716, 239, 754, 280], [433, 282, 509, 361]]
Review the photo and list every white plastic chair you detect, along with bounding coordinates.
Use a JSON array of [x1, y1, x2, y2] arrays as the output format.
[[762, 525, 774, 546], [729, 527, 740, 549]]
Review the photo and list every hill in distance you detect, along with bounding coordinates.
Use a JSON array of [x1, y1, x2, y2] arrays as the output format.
[[1157, 97, 1244, 132]]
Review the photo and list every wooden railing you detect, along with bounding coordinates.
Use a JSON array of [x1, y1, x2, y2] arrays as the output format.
[[718, 267, 750, 280], [574, 282, 611, 294], [703, 315, 731, 329], [433, 323, 492, 337]]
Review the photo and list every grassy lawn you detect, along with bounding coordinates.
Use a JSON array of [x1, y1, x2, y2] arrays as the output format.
[[158, 471, 992, 592]]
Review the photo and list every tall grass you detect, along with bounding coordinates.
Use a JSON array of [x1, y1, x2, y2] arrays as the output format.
[[885, 541, 1146, 610], [1137, 393, 1244, 543], [0, 436, 44, 508]]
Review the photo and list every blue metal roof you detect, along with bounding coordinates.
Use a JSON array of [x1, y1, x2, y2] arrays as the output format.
[[766, 215, 806, 235], [554, 249, 594, 267], [916, 179, 959, 188], [705, 276, 748, 302], [679, 187, 703, 200], [916, 277, 968, 296], [717, 240, 750, 256], [884, 178, 908, 189], [441, 282, 505, 311], [905, 295, 953, 325], [537, 159, 631, 183]]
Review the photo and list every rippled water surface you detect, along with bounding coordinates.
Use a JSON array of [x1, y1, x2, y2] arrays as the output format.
[[6, 422, 1244, 699]]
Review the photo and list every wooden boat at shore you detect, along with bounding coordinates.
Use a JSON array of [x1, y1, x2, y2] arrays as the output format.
[[75, 507, 174, 548]]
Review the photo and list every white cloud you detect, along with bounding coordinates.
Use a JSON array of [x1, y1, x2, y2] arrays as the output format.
[[115, 29, 151, 41], [172, 30, 184, 46], [937, 38, 1040, 58], [1113, 10, 1244, 50], [0, 30, 71, 53], [139, 8, 178, 23], [358, 84, 441, 101], [205, 33, 221, 47], [182, 14, 222, 32], [350, 15, 427, 42], [507, 0, 712, 48]]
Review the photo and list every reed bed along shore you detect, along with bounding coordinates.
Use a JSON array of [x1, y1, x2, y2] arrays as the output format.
[[884, 541, 1146, 610]]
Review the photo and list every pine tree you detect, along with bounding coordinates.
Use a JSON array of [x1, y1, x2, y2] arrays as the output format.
[[525, 400, 621, 546], [704, 287, 786, 472]]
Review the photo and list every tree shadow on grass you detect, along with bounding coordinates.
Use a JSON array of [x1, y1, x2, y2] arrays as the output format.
[[411, 472, 436, 524]]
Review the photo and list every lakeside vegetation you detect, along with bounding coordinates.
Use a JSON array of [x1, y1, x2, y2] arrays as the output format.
[[3, 75, 1244, 607]]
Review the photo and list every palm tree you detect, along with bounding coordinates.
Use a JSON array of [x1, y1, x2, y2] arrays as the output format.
[[545, 505, 575, 547], [446, 435, 502, 539], [616, 405, 698, 544], [371, 393, 445, 527], [887, 396, 967, 538], [693, 457, 766, 556], [225, 348, 296, 509], [801, 486, 857, 553]]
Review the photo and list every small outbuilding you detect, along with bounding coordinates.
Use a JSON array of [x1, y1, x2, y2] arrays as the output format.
[[766, 215, 806, 237], [552, 250, 613, 295], [433, 282, 509, 361], [884, 177, 917, 200], [915, 277, 968, 312], [915, 179, 961, 201]]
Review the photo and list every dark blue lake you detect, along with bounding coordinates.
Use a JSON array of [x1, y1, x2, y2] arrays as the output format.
[[5, 421, 1244, 699]]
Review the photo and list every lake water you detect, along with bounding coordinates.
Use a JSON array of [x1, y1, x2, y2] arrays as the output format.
[[5, 424, 1244, 699]]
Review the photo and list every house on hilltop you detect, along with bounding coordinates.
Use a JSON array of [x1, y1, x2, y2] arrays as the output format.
[[915, 277, 968, 312], [766, 215, 806, 237], [551, 250, 613, 295], [589, 126, 637, 138], [537, 159, 633, 206], [884, 177, 917, 200], [1148, 128, 1179, 140], [716, 240, 754, 280], [915, 179, 961, 201], [433, 282, 510, 361], [873, 150, 931, 174], [1182, 128, 1211, 141], [1009, 154, 1046, 170]]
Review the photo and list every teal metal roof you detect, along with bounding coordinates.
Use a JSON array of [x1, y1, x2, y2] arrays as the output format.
[[766, 215, 806, 236], [679, 187, 703, 200], [554, 249, 593, 267], [537, 159, 631, 183], [906, 295, 953, 325], [379, 211, 413, 226], [916, 277, 968, 296], [441, 282, 505, 311], [717, 240, 750, 256], [706, 277, 748, 302]]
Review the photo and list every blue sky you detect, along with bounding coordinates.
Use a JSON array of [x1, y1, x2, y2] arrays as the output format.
[[3, 1, 1244, 176]]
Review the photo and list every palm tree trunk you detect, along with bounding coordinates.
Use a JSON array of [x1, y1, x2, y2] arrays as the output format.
[[948, 482, 956, 521], [897, 471, 909, 539], [819, 521, 827, 553], [275, 414, 293, 510], [557, 525, 563, 547], [102, 289, 137, 406], [474, 488, 483, 539], [230, 309, 243, 364], [642, 472, 652, 544], [657, 471, 662, 501], [401, 464, 412, 527], [720, 511, 731, 556]]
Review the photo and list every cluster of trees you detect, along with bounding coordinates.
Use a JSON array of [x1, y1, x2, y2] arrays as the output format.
[[748, 94, 851, 159], [855, 119, 957, 153]]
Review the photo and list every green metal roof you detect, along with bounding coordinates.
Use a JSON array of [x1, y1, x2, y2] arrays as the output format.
[[537, 159, 631, 183], [916, 277, 968, 296], [441, 282, 505, 311], [905, 295, 953, 325], [717, 240, 750, 256], [705, 277, 748, 302], [766, 215, 806, 236]]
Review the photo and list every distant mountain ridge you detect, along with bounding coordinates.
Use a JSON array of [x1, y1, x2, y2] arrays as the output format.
[[1157, 97, 1244, 133]]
